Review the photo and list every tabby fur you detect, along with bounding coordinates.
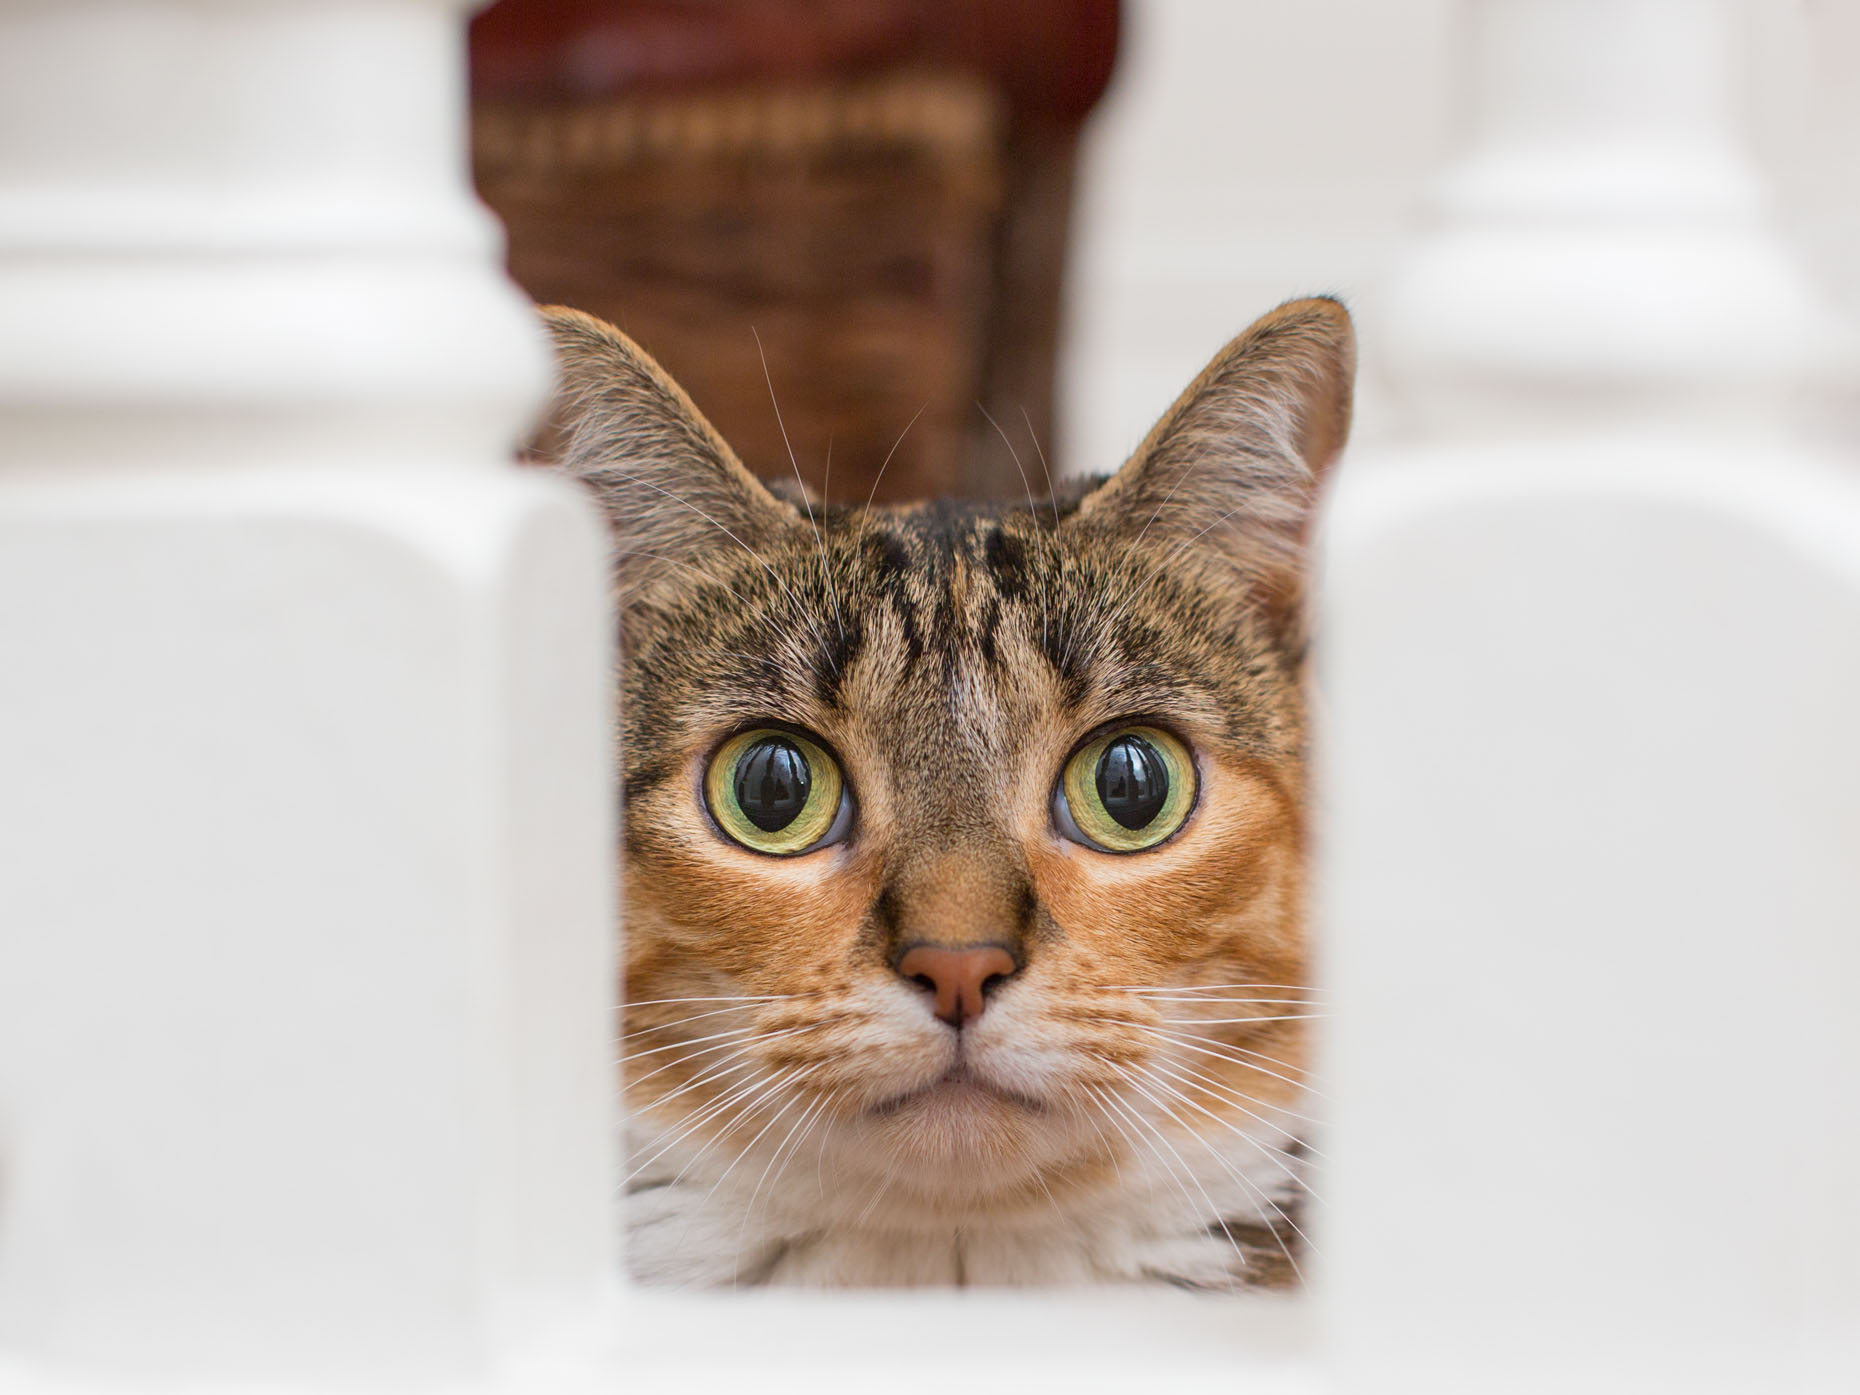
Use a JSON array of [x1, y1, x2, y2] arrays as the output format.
[[541, 297, 1354, 1288]]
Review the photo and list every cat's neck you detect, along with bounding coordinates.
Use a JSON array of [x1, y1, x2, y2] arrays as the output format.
[[622, 1116, 1305, 1290]]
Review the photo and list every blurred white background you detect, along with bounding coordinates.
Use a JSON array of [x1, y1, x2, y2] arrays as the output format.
[[1062, 0, 1860, 470]]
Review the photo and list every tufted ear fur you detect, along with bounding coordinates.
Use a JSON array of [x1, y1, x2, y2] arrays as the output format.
[[536, 306, 798, 603], [1068, 297, 1355, 647]]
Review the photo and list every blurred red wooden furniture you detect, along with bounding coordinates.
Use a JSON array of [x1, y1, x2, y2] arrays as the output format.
[[471, 0, 1119, 502]]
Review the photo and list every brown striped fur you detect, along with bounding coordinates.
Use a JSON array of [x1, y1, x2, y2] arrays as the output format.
[[541, 299, 1354, 1287]]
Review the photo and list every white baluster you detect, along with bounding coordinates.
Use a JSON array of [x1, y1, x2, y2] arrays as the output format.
[[0, 1, 615, 1386], [1381, 0, 1854, 436], [1320, 0, 1860, 1390]]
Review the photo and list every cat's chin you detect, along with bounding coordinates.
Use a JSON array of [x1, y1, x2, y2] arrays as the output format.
[[847, 1066, 1100, 1213], [867, 1065, 1046, 1120], [824, 1076, 1114, 1223]]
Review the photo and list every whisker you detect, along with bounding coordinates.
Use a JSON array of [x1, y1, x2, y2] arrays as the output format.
[[1137, 1059, 1322, 1179], [624, 994, 806, 1008], [699, 1066, 822, 1218], [754, 325, 845, 653], [1119, 997, 1323, 1009], [1018, 404, 1063, 531], [1154, 1013, 1328, 1025], [617, 1022, 764, 1065], [647, 1067, 821, 1232], [1111, 1069, 1311, 1279], [863, 401, 929, 512], [1094, 1051, 1310, 1161], [1067, 1090, 1125, 1188], [1132, 1024, 1322, 1089], [1091, 1081, 1264, 1280], [1123, 1067, 1314, 1199], [1078, 1086, 1145, 1197], [853, 1152, 903, 1227], [625, 1051, 756, 1113], [1157, 1076, 1326, 1172], [755, 1089, 831, 1205], [1029, 1165, 1067, 1223], [628, 1068, 776, 1169], [662, 1063, 812, 1171], [1093, 1081, 1224, 1225], [776, 1088, 840, 1202], [620, 1002, 789, 1042], [623, 1065, 797, 1184], [1130, 1101, 1308, 1288], [733, 1088, 834, 1278], [631, 1058, 793, 1141], [1083, 1083, 1181, 1210], [813, 1094, 841, 1201], [1140, 1030, 1328, 1107], [594, 463, 836, 664], [1068, 499, 1267, 672], [974, 396, 1049, 654], [1081, 1010, 1313, 1042], [1126, 443, 1208, 559], [613, 549, 765, 617], [1100, 983, 1323, 995], [622, 1019, 836, 1081], [626, 1021, 824, 1108], [754, 1086, 841, 1230]]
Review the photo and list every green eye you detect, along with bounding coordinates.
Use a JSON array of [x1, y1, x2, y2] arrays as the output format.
[[1057, 725, 1196, 852], [705, 728, 846, 855]]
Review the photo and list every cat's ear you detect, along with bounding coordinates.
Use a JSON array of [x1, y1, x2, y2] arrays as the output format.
[[536, 306, 797, 598], [1068, 296, 1355, 643]]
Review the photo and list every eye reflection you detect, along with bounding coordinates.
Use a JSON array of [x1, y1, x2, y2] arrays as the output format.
[[1095, 733, 1168, 829], [734, 736, 811, 832], [1057, 724, 1197, 853], [705, 728, 849, 855]]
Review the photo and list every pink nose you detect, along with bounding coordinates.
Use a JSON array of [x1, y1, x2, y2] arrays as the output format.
[[897, 944, 1019, 1028]]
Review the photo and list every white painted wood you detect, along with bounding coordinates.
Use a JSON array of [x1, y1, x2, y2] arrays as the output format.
[[1318, 1, 1860, 1390], [1061, 0, 1860, 471], [1062, 0, 1457, 469], [1376, 0, 1857, 437], [575, 1291, 1320, 1395], [0, 0, 615, 1387], [1320, 436, 1860, 1393]]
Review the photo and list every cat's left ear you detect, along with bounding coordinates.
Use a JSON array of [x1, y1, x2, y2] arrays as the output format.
[[533, 305, 799, 605], [1068, 296, 1355, 644]]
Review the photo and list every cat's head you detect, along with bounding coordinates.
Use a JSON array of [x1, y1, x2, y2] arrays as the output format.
[[543, 300, 1352, 1242]]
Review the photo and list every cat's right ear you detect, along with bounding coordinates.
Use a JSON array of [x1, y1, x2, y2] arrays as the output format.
[[535, 306, 796, 600], [1066, 297, 1355, 647]]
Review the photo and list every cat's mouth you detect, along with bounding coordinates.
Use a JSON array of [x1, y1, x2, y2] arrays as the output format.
[[867, 1064, 1046, 1117]]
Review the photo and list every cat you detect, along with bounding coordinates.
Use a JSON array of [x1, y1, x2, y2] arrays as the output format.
[[539, 297, 1353, 1288]]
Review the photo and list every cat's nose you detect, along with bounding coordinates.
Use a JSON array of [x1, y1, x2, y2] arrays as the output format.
[[896, 943, 1020, 1029]]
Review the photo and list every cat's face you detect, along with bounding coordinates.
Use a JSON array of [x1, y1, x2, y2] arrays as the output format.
[[543, 300, 1352, 1256]]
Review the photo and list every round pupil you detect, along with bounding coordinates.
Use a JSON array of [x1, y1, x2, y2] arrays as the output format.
[[734, 737, 812, 832], [1095, 735, 1168, 830]]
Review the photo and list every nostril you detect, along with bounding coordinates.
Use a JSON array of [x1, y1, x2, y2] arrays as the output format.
[[896, 943, 1021, 1028]]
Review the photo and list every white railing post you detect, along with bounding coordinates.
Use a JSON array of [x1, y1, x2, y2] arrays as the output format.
[[1318, 0, 1860, 1390], [0, 1, 615, 1387]]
